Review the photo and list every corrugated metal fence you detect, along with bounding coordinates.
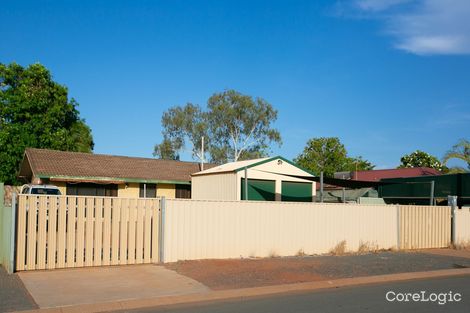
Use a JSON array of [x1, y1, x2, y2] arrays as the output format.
[[398, 205, 451, 249], [16, 195, 160, 271], [12, 195, 457, 270], [455, 207, 470, 244], [163, 200, 400, 262]]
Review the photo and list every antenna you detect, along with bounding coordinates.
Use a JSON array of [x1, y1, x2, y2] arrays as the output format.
[[201, 136, 204, 171]]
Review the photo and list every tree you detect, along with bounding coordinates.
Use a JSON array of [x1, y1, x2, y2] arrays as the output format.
[[442, 139, 470, 173], [0, 62, 93, 184], [294, 137, 374, 177], [153, 137, 180, 160], [153, 103, 208, 161], [207, 90, 281, 163], [153, 90, 282, 164], [398, 150, 444, 171]]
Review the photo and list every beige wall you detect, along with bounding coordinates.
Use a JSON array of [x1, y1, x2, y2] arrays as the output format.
[[118, 183, 140, 198], [47, 181, 177, 199], [157, 184, 175, 199], [54, 182, 67, 196], [191, 174, 238, 200], [455, 208, 470, 244], [163, 200, 399, 262]]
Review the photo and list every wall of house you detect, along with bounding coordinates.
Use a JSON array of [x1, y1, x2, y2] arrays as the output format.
[[191, 173, 238, 200], [157, 184, 176, 198], [118, 183, 140, 198], [45, 180, 178, 199], [54, 182, 67, 196]]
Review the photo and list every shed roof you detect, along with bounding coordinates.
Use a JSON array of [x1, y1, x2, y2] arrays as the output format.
[[19, 148, 216, 184], [191, 156, 314, 177]]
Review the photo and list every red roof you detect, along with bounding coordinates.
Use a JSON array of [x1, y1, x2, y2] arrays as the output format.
[[352, 167, 441, 182]]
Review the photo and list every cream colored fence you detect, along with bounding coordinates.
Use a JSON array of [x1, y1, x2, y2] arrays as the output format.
[[398, 205, 451, 249], [163, 200, 399, 262], [16, 195, 160, 271], [15, 195, 456, 270], [455, 207, 470, 244]]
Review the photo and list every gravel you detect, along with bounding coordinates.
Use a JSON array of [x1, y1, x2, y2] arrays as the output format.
[[0, 266, 37, 312]]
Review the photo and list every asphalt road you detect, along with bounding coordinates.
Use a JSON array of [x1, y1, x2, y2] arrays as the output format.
[[114, 275, 470, 313]]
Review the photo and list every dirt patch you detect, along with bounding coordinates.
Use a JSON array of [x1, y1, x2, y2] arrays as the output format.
[[165, 258, 325, 290], [164, 250, 470, 290]]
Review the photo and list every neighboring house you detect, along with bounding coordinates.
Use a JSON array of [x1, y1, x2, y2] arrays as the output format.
[[379, 173, 470, 207], [334, 167, 441, 182], [18, 148, 215, 199], [191, 156, 316, 202]]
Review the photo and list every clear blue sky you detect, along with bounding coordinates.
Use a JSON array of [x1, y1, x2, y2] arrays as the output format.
[[1, 0, 469, 168]]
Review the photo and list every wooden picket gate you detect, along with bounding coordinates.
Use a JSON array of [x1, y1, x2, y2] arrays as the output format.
[[16, 195, 161, 271]]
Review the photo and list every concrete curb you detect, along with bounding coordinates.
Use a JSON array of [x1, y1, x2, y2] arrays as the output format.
[[14, 268, 470, 313]]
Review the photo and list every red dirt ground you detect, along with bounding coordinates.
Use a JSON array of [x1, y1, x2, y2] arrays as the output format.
[[164, 250, 470, 290], [165, 258, 325, 290]]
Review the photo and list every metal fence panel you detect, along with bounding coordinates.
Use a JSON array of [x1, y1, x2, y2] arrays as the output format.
[[399, 205, 451, 249], [163, 200, 400, 263], [455, 207, 470, 244]]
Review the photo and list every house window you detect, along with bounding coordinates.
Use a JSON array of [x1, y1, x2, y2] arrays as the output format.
[[66, 183, 118, 197], [139, 183, 157, 198], [175, 184, 191, 199]]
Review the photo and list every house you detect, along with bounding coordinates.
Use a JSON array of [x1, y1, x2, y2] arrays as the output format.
[[334, 167, 441, 182], [191, 156, 316, 202], [18, 148, 215, 199]]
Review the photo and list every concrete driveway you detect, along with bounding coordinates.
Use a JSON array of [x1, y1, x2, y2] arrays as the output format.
[[18, 264, 210, 308]]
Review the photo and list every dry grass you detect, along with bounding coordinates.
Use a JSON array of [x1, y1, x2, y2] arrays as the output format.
[[357, 241, 379, 254], [451, 240, 470, 250], [296, 249, 306, 257], [330, 240, 347, 255], [268, 250, 279, 258]]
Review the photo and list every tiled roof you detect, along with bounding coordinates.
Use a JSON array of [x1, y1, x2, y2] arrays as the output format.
[[22, 148, 216, 183], [353, 167, 441, 182]]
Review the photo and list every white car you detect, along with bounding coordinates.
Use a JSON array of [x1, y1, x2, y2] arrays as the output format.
[[21, 184, 62, 196]]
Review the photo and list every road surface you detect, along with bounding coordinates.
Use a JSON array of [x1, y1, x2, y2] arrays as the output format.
[[113, 275, 470, 313]]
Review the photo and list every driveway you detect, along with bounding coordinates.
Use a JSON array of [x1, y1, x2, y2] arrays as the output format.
[[18, 265, 209, 309], [0, 266, 37, 312]]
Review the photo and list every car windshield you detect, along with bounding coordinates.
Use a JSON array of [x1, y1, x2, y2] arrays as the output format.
[[31, 188, 61, 195]]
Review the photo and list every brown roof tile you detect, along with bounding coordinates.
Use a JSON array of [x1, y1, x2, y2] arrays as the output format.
[[22, 148, 215, 183]]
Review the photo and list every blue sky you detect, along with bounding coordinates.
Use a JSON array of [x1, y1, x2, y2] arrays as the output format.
[[1, 0, 469, 168]]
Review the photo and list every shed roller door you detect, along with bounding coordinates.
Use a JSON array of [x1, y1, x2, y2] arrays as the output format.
[[241, 179, 276, 201], [281, 181, 312, 202]]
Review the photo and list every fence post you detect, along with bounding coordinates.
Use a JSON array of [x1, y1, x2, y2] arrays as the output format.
[[9, 193, 17, 273], [159, 197, 166, 263], [449, 195, 457, 245]]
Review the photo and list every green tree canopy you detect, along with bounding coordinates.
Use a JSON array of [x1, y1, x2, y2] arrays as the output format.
[[294, 137, 375, 177], [0, 62, 93, 184], [398, 150, 444, 171], [443, 139, 470, 173], [154, 90, 281, 164]]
